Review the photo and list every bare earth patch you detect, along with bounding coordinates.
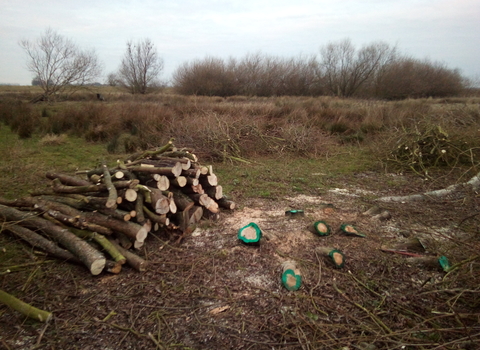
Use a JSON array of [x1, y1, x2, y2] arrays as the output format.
[[1, 174, 479, 349]]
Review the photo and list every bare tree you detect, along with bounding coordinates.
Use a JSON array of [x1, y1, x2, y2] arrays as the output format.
[[116, 39, 164, 94], [320, 39, 396, 97], [19, 28, 102, 101]]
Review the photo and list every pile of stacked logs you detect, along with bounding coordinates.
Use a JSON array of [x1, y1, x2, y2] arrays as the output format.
[[0, 139, 235, 276]]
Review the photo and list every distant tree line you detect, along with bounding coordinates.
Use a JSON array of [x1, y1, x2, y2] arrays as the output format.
[[21, 30, 468, 100], [172, 39, 467, 99]]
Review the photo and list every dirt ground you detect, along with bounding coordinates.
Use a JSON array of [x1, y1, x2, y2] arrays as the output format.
[[1, 171, 479, 350]]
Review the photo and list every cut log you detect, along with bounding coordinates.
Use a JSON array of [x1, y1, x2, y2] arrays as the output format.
[[107, 238, 147, 272], [182, 168, 201, 179], [149, 188, 170, 215], [171, 176, 187, 188], [171, 190, 195, 212], [182, 184, 204, 195], [71, 228, 126, 266], [152, 174, 170, 191], [308, 221, 331, 236], [32, 199, 149, 243], [199, 173, 218, 187], [316, 246, 345, 269], [101, 160, 118, 209], [126, 163, 183, 178], [98, 208, 133, 221], [114, 232, 133, 250], [46, 209, 114, 235], [46, 172, 91, 186], [238, 222, 262, 244], [51, 178, 138, 195], [113, 171, 125, 180], [124, 188, 138, 202], [0, 204, 106, 275], [217, 197, 236, 210], [3, 223, 81, 263], [168, 198, 177, 214], [143, 206, 169, 226], [281, 261, 302, 291], [186, 177, 199, 186], [134, 191, 146, 224], [205, 185, 223, 200], [188, 206, 204, 225], [0, 289, 52, 322], [338, 224, 365, 238]]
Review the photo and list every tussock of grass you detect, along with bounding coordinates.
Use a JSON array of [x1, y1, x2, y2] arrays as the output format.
[[39, 133, 67, 146]]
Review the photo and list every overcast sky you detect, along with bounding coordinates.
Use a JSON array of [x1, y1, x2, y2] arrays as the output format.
[[1, 0, 479, 85]]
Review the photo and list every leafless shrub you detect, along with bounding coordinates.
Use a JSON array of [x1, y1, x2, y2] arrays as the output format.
[[375, 58, 465, 99]]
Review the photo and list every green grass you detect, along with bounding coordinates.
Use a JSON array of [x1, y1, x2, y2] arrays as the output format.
[[214, 146, 378, 199], [0, 123, 379, 201], [0, 125, 119, 199]]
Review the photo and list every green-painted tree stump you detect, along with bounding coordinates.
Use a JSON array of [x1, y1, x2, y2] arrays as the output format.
[[238, 222, 262, 245], [308, 221, 331, 236], [285, 209, 304, 217], [339, 224, 365, 237], [281, 261, 302, 291], [406, 255, 451, 272], [316, 246, 345, 268]]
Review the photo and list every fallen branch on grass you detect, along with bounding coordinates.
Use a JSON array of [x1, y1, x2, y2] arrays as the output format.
[[377, 170, 480, 202]]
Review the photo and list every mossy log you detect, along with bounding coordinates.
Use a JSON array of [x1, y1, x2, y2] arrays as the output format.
[[0, 289, 52, 322]]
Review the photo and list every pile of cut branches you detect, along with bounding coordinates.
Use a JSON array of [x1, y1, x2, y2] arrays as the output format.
[[387, 125, 478, 177], [0, 139, 235, 276]]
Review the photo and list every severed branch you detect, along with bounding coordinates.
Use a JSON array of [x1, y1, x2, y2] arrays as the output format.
[[377, 170, 480, 202], [0, 289, 52, 322]]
